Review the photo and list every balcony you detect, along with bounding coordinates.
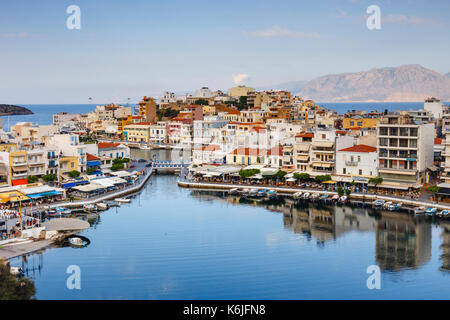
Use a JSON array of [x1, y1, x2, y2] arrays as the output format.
[[345, 161, 358, 166]]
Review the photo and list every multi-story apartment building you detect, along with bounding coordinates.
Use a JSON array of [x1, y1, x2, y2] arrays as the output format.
[[149, 122, 167, 144], [137, 96, 157, 123], [335, 144, 378, 180], [377, 113, 434, 185], [123, 122, 151, 143]]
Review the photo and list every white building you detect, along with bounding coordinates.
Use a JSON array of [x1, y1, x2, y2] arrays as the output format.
[[336, 144, 378, 178], [424, 97, 443, 119]]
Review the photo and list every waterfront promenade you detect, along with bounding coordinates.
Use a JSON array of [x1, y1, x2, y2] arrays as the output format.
[[178, 179, 450, 211]]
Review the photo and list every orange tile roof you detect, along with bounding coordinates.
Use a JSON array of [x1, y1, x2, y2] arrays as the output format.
[[338, 144, 377, 153], [98, 142, 120, 149], [86, 153, 100, 161]]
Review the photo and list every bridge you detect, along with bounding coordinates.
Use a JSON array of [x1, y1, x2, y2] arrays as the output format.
[[151, 161, 190, 174]]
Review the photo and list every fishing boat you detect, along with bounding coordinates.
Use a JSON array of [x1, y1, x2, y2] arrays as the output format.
[[68, 236, 89, 247], [302, 192, 311, 200], [331, 194, 340, 201], [438, 210, 450, 218], [247, 189, 259, 198], [387, 202, 402, 211], [425, 207, 437, 216], [293, 191, 303, 200], [97, 203, 108, 210], [372, 200, 385, 208], [267, 190, 278, 200], [413, 206, 426, 215], [338, 196, 348, 204], [115, 198, 131, 203], [46, 209, 61, 217], [257, 189, 267, 198], [84, 204, 98, 213], [10, 267, 23, 276]]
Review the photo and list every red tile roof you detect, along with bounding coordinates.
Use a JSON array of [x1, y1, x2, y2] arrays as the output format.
[[338, 144, 377, 153], [86, 153, 100, 161], [230, 147, 265, 156], [98, 142, 120, 149]]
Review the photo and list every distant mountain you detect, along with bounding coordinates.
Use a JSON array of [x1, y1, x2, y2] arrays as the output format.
[[0, 104, 33, 116], [445, 72, 450, 79], [297, 64, 450, 102]]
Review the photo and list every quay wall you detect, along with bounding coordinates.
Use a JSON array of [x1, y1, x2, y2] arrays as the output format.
[[50, 168, 153, 208], [177, 180, 450, 211]]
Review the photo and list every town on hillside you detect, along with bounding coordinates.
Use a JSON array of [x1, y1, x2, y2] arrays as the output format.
[[1, 87, 450, 235]]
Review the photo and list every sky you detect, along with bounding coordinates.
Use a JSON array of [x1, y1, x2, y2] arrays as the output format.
[[0, 0, 449, 104]]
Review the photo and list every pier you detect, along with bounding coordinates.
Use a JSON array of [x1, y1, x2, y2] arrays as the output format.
[[178, 180, 450, 211]]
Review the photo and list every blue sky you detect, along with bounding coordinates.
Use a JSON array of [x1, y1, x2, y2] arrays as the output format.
[[0, 0, 449, 104]]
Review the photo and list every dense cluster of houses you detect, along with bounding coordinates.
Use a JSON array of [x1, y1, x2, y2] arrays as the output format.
[[1, 85, 450, 201]]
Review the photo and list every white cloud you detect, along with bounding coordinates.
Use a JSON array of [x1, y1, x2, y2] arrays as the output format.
[[232, 73, 250, 85], [244, 26, 320, 39]]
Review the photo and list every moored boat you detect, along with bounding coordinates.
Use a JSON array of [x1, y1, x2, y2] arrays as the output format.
[[115, 198, 131, 203], [413, 206, 426, 215], [438, 210, 450, 218], [372, 200, 385, 208], [229, 188, 239, 195], [387, 202, 402, 211], [302, 192, 311, 200], [293, 191, 303, 200], [425, 207, 437, 216], [267, 190, 278, 200]]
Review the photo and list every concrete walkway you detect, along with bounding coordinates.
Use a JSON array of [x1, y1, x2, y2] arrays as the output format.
[[178, 180, 450, 211], [0, 239, 52, 260]]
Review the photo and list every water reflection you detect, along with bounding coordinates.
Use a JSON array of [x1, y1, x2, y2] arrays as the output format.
[[190, 190, 438, 272]]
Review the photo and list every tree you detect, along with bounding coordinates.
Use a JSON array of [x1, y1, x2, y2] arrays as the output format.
[[427, 185, 441, 200], [337, 187, 344, 196], [194, 99, 209, 106], [26, 176, 38, 184], [111, 163, 125, 172], [0, 264, 36, 300], [369, 177, 383, 187], [315, 175, 332, 183], [68, 170, 80, 178], [238, 169, 260, 179], [236, 96, 248, 110], [293, 173, 310, 181], [42, 174, 57, 183], [275, 170, 287, 179], [345, 189, 351, 197]]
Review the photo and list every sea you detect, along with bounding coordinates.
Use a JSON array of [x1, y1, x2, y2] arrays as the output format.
[[0, 102, 438, 131]]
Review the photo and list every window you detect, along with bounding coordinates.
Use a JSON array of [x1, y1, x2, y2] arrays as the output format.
[[359, 169, 363, 175], [357, 156, 361, 162], [343, 168, 346, 174]]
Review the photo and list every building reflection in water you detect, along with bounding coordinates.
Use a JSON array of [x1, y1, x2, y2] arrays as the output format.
[[440, 222, 450, 272], [376, 212, 431, 271], [190, 190, 434, 272]]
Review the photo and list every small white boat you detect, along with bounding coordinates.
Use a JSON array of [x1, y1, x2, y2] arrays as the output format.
[[293, 191, 303, 200], [373, 200, 385, 208], [69, 237, 88, 247], [310, 193, 320, 201], [115, 198, 131, 203], [10, 267, 23, 276], [438, 210, 450, 218], [267, 190, 278, 199], [303, 192, 311, 200], [140, 145, 151, 150], [229, 188, 239, 195], [387, 202, 402, 211], [338, 196, 348, 203], [97, 203, 108, 210], [425, 207, 437, 216], [332, 194, 340, 201], [413, 206, 426, 215]]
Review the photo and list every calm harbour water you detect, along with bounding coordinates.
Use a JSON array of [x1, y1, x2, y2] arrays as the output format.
[[9, 171, 450, 300]]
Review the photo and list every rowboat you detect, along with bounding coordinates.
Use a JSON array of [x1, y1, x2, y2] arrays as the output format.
[[115, 198, 131, 203]]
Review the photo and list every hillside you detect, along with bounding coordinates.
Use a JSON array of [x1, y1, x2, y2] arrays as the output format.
[[297, 64, 450, 102], [0, 104, 33, 116]]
